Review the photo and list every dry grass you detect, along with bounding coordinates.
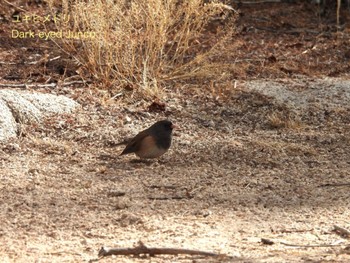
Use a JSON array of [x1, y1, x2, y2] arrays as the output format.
[[267, 112, 303, 130], [46, 0, 236, 97], [27, 135, 74, 155]]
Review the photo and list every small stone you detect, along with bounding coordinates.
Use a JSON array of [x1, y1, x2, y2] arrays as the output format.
[[125, 116, 132, 123], [208, 120, 215, 128]]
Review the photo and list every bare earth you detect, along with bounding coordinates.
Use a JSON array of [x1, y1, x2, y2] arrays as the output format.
[[1, 1, 350, 263]]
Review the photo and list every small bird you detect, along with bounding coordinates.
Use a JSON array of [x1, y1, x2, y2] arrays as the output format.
[[120, 120, 176, 159]]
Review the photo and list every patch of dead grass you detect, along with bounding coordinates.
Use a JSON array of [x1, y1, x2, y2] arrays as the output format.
[[46, 0, 236, 98], [28, 135, 74, 155], [252, 138, 317, 157], [267, 112, 303, 130]]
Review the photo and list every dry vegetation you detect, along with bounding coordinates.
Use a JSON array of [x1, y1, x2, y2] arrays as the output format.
[[46, 0, 236, 96]]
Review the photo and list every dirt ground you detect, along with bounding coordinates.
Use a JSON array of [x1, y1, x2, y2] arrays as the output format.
[[0, 1, 350, 263]]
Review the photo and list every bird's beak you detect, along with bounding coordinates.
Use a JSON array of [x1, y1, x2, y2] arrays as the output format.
[[171, 124, 178, 130]]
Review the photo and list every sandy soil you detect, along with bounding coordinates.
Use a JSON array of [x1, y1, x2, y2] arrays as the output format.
[[0, 1, 350, 262]]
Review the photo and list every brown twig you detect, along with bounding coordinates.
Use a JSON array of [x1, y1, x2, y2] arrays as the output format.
[[279, 228, 313, 234], [148, 195, 193, 200], [0, 83, 56, 88], [3, 0, 27, 12], [149, 185, 177, 189], [337, 0, 341, 28], [318, 183, 350, 187], [280, 242, 343, 248], [0, 81, 90, 88], [98, 241, 226, 258], [261, 238, 345, 248], [0, 61, 17, 65], [333, 225, 350, 238]]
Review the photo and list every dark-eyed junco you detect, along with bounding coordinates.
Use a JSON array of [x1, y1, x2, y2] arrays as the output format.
[[120, 120, 176, 159]]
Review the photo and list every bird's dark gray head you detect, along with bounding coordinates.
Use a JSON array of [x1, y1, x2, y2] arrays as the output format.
[[151, 120, 175, 132], [150, 120, 175, 150]]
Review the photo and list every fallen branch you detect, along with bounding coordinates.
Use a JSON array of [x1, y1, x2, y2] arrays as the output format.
[[0, 61, 17, 65], [61, 80, 91, 86], [333, 225, 350, 238], [0, 80, 90, 89], [261, 238, 345, 248], [148, 194, 193, 200], [0, 83, 56, 88], [98, 242, 226, 259], [280, 241, 344, 248], [279, 228, 313, 233], [149, 185, 177, 189], [319, 183, 350, 187]]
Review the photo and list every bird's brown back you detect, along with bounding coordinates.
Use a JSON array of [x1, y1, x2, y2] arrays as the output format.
[[120, 129, 149, 155]]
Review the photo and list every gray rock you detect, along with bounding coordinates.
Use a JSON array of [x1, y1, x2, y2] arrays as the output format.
[[0, 89, 80, 141], [0, 90, 42, 123], [0, 99, 17, 141]]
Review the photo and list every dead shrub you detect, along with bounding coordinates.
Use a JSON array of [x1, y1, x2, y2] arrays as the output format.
[[47, 0, 236, 97]]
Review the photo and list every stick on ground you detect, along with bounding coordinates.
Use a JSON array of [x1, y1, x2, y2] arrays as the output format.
[[260, 238, 345, 248], [318, 183, 350, 187], [98, 241, 227, 259], [333, 225, 350, 238]]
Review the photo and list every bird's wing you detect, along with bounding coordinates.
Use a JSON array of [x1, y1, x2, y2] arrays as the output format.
[[120, 130, 150, 155]]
